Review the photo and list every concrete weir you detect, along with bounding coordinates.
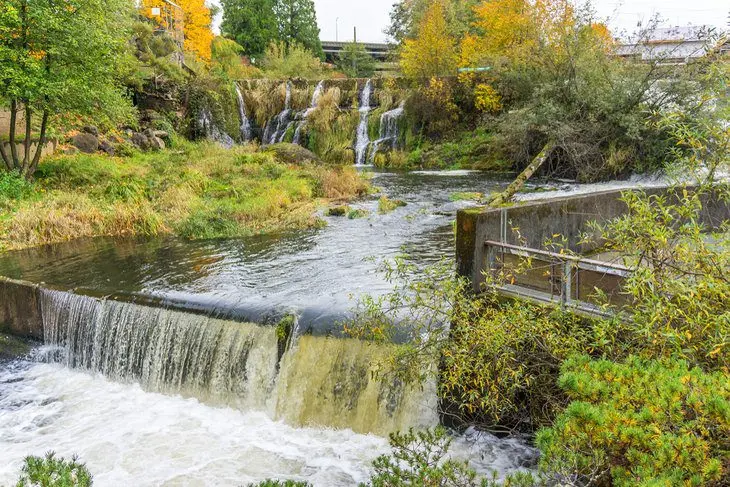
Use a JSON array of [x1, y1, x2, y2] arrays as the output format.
[[456, 185, 730, 293], [0, 277, 43, 339]]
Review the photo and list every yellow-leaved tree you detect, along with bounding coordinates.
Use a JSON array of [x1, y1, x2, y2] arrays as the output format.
[[459, 0, 575, 69], [400, 0, 458, 79], [178, 0, 214, 63]]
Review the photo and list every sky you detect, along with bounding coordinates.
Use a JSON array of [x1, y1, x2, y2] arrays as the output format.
[[211, 0, 729, 44]]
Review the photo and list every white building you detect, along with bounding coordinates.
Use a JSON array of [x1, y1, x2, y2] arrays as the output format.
[[617, 26, 728, 65]]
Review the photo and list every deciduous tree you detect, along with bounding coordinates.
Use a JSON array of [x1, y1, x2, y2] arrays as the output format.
[[0, 0, 134, 178], [400, 1, 457, 79], [176, 0, 214, 62], [273, 0, 323, 59], [336, 43, 376, 78], [220, 0, 278, 60]]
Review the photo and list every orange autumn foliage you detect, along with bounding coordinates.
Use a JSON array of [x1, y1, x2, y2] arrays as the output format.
[[141, 0, 212, 62]]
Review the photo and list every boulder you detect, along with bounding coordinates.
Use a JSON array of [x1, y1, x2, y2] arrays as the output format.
[[148, 136, 165, 151], [71, 133, 99, 154], [263, 143, 322, 165], [153, 130, 169, 139], [99, 140, 115, 156], [130, 132, 150, 150], [82, 125, 99, 136]]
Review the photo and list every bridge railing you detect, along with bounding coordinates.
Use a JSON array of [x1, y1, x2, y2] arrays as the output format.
[[483, 240, 633, 317]]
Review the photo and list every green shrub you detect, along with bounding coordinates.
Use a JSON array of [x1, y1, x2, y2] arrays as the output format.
[[0, 171, 35, 203], [537, 356, 730, 486], [16, 452, 93, 487], [363, 428, 480, 487]]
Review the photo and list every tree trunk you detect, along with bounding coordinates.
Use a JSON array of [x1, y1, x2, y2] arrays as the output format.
[[22, 104, 32, 169], [486, 141, 554, 207], [0, 134, 10, 170], [26, 110, 49, 178], [9, 100, 19, 168]]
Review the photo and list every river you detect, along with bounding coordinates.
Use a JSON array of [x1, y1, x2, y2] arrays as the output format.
[[0, 170, 668, 485]]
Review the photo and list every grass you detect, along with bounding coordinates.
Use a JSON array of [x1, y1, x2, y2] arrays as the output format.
[[0, 140, 369, 250]]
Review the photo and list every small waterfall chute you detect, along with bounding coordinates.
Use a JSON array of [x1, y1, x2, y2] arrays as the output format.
[[369, 102, 406, 164], [234, 83, 252, 143], [198, 109, 235, 148], [293, 81, 325, 146], [263, 81, 293, 145], [354, 79, 374, 165]]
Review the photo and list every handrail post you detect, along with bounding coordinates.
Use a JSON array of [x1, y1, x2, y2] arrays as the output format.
[[562, 260, 573, 308]]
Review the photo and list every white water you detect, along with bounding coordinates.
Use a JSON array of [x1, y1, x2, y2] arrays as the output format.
[[0, 360, 537, 486], [263, 82, 293, 145], [293, 81, 325, 145], [234, 84, 252, 143], [369, 102, 406, 164], [355, 80, 374, 165], [197, 109, 235, 148]]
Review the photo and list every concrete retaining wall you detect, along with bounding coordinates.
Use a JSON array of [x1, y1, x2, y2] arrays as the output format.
[[0, 277, 43, 340], [456, 185, 730, 292]]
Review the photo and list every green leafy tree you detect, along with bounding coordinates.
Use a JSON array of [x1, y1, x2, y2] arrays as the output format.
[[273, 0, 323, 59], [211, 36, 263, 79], [220, 0, 279, 60], [0, 0, 134, 178], [336, 43, 376, 78]]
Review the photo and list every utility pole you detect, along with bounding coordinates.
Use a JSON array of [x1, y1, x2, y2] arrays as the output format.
[[336, 17, 339, 42], [353, 26, 357, 75]]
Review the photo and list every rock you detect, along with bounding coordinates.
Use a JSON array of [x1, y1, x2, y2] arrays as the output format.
[[71, 133, 99, 154], [263, 143, 322, 165], [62, 146, 79, 155], [0, 334, 31, 362], [82, 125, 99, 136], [148, 136, 165, 151], [99, 140, 115, 156], [130, 132, 150, 150], [153, 130, 169, 139]]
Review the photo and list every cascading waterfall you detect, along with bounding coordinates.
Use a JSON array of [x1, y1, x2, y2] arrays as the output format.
[[38, 288, 438, 435], [263, 81, 293, 145], [234, 83, 252, 143], [292, 81, 325, 145], [354, 79, 374, 165], [198, 109, 235, 148], [368, 102, 406, 164]]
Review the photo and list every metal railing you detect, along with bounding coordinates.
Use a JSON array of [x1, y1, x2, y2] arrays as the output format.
[[483, 240, 633, 317]]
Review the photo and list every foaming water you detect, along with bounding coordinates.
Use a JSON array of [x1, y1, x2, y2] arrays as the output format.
[[0, 361, 537, 486]]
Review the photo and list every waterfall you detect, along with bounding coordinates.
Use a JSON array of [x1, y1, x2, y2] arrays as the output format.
[[234, 83, 252, 143], [368, 102, 406, 164], [198, 109, 235, 148], [38, 288, 438, 435], [354, 79, 373, 165], [263, 81, 293, 145], [292, 81, 325, 146]]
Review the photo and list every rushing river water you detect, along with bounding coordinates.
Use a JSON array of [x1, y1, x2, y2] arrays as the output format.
[[1, 170, 671, 485]]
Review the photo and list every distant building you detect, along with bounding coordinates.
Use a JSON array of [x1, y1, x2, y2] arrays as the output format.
[[617, 26, 728, 65]]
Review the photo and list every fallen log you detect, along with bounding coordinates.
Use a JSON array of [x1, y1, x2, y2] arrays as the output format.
[[486, 141, 554, 207]]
